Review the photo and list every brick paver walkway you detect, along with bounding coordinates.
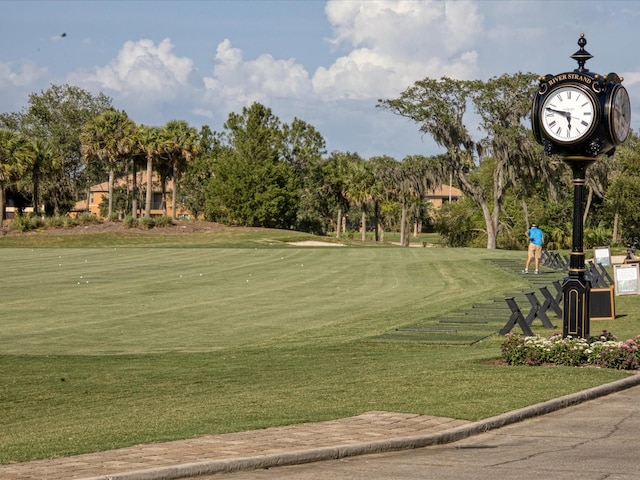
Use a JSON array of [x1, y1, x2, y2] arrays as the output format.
[[0, 411, 469, 480]]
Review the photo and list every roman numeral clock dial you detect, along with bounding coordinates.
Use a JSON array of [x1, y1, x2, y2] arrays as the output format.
[[541, 86, 596, 143], [610, 84, 631, 144]]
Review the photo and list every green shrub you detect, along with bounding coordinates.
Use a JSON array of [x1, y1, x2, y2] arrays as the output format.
[[587, 337, 640, 370], [62, 216, 78, 228], [45, 216, 65, 228], [9, 214, 45, 232], [501, 334, 554, 366], [153, 215, 173, 227], [76, 213, 101, 225], [123, 215, 138, 228], [584, 224, 612, 249], [548, 335, 589, 366], [501, 331, 640, 370], [138, 216, 155, 229]]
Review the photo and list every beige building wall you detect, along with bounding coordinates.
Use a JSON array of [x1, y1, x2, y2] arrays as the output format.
[[74, 172, 191, 219]]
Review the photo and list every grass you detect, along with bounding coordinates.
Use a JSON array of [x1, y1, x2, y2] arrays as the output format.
[[0, 226, 323, 248], [0, 227, 636, 464]]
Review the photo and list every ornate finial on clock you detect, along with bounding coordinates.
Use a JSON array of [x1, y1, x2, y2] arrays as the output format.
[[571, 33, 593, 72]]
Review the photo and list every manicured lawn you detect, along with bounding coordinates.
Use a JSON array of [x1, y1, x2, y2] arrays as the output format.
[[0, 229, 635, 463]]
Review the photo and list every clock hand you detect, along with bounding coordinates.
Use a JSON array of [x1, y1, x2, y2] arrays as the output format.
[[545, 107, 571, 120]]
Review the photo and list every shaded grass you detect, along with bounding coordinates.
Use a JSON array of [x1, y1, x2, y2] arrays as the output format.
[[0, 230, 637, 464], [0, 345, 626, 463]]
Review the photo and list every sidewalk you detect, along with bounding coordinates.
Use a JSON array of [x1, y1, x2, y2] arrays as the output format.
[[2, 374, 640, 480]]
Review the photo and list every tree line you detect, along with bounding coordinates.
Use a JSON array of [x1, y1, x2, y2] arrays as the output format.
[[1, 77, 639, 249]]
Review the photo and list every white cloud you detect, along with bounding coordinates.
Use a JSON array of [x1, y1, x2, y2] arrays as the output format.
[[202, 39, 312, 110], [315, 0, 483, 99], [622, 71, 640, 87], [201, 1, 484, 109], [191, 107, 214, 120], [359, 0, 480, 56], [0, 60, 50, 112], [0, 60, 49, 88], [69, 38, 194, 98], [312, 48, 396, 101]]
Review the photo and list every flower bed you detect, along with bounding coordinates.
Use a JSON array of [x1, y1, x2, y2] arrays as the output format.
[[501, 331, 640, 370]]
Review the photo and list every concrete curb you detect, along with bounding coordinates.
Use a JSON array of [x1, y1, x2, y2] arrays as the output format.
[[85, 373, 640, 480]]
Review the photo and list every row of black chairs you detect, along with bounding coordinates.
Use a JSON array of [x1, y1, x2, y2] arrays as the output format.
[[501, 251, 615, 336], [500, 282, 563, 336], [585, 261, 614, 289], [541, 250, 569, 270]]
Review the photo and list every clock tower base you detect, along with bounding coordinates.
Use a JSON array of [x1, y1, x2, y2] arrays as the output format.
[[563, 277, 591, 338]]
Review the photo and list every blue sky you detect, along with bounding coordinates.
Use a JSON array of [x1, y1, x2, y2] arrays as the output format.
[[2, 0, 639, 159]]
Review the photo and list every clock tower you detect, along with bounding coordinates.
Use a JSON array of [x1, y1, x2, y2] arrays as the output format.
[[531, 34, 631, 338]]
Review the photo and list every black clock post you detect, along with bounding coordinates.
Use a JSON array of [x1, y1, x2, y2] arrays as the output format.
[[531, 34, 631, 338], [562, 157, 592, 338]]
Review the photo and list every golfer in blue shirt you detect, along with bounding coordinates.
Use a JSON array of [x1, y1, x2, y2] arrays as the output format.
[[523, 223, 544, 274]]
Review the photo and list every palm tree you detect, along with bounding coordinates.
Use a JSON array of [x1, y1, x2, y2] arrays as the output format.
[[393, 155, 440, 246], [136, 125, 168, 218], [0, 130, 29, 224], [129, 146, 147, 219], [163, 120, 200, 220], [23, 139, 57, 216], [321, 152, 358, 238], [80, 109, 137, 219], [391, 161, 412, 246], [369, 155, 399, 242], [345, 158, 377, 242]]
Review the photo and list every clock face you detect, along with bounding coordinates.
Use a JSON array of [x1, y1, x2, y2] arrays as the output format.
[[610, 85, 631, 143], [541, 86, 596, 143]]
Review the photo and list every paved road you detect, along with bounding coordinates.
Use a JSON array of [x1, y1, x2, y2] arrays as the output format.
[[207, 377, 640, 480]]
